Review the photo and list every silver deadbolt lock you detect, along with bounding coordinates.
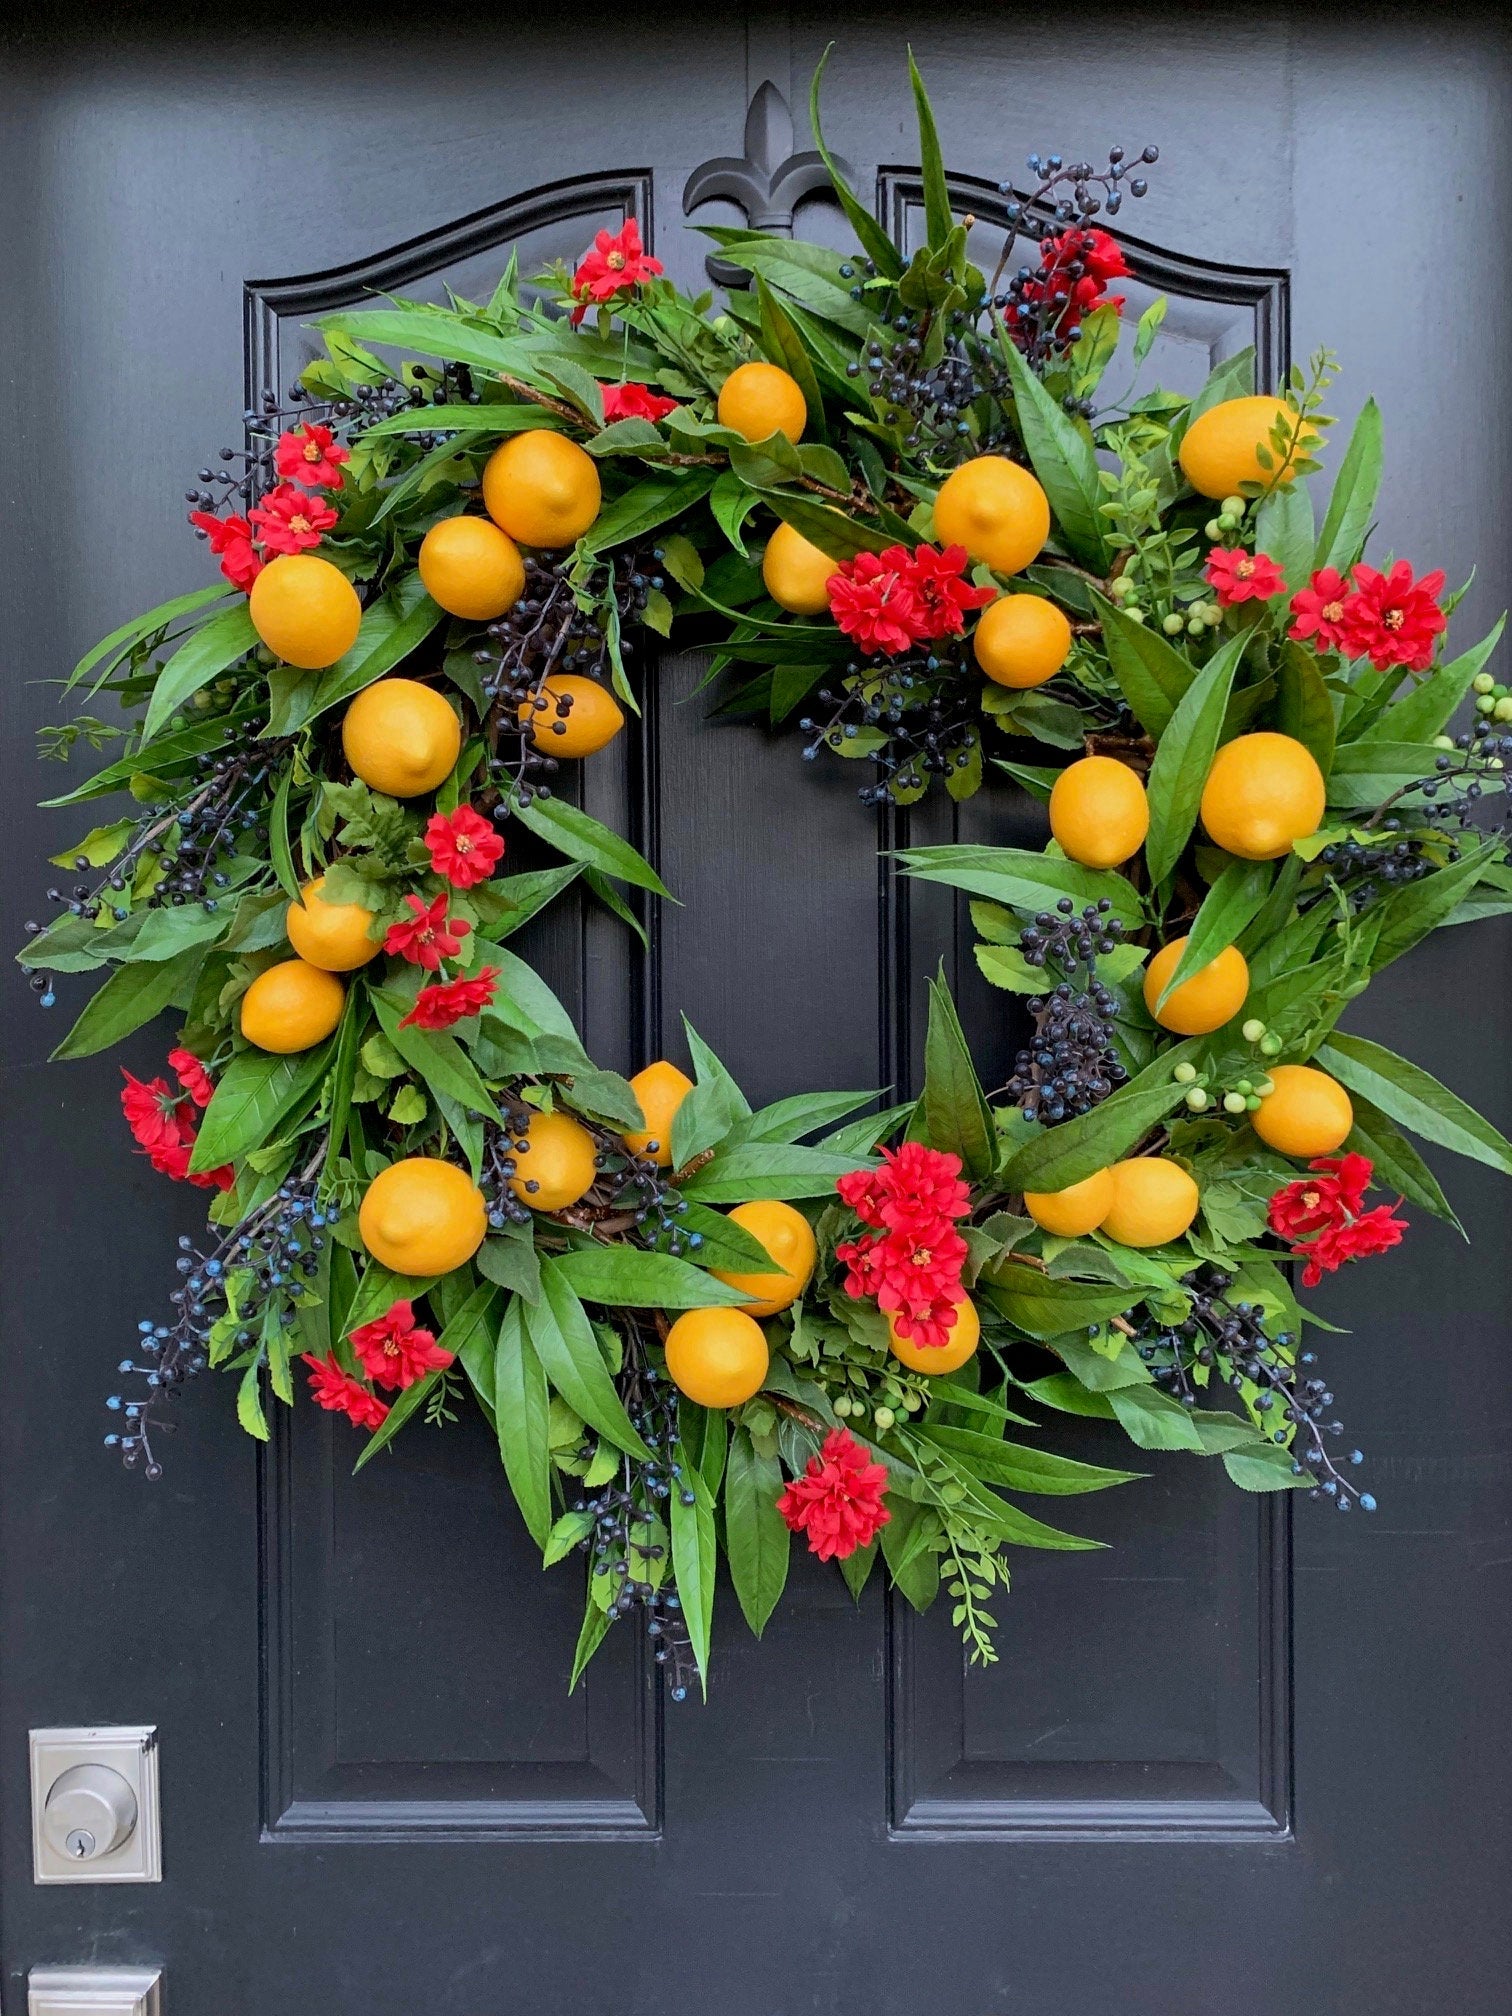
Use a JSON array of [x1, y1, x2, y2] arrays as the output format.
[[43, 1763, 138, 1862], [29, 1727, 161, 1884]]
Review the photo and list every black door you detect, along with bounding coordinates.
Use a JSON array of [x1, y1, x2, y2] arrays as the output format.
[[3, 9, 1510, 2013]]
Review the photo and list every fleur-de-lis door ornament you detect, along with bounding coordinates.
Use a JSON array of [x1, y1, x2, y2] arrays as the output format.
[[683, 80, 854, 285]]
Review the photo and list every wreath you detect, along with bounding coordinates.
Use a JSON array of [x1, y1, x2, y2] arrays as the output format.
[[23, 51, 1512, 1700]]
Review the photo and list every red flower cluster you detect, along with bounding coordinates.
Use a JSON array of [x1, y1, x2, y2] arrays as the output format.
[[400, 966, 501, 1031], [827, 543, 994, 657], [120, 1051, 234, 1191], [601, 381, 678, 424], [302, 1354, 389, 1432], [190, 423, 349, 591], [348, 1300, 454, 1391], [1004, 226, 1129, 345], [836, 1142, 972, 1347], [1204, 545, 1286, 607], [569, 220, 663, 326], [423, 804, 505, 889], [1266, 1154, 1408, 1289], [383, 892, 471, 971], [1288, 561, 1446, 672], [776, 1428, 890, 1562]]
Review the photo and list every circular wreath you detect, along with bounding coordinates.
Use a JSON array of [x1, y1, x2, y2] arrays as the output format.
[[23, 51, 1512, 1700]]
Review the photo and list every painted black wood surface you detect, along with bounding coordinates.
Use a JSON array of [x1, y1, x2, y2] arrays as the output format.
[[2, 7, 1509, 2011]]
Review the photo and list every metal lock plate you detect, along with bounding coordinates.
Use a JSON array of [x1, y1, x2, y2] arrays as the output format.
[[28, 1968, 162, 2016], [29, 1727, 161, 1884]]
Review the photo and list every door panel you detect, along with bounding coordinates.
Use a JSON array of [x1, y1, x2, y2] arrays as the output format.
[[2, 10, 1509, 2015]]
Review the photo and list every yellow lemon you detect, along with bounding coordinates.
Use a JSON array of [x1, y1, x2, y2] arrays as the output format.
[[1100, 1158, 1200, 1247], [973, 593, 1072, 687], [762, 521, 839, 615], [1143, 938, 1250, 1035], [517, 673, 625, 759], [239, 958, 345, 1054], [1023, 1168, 1116, 1239], [417, 515, 525, 620], [711, 1200, 818, 1317], [482, 430, 602, 548], [717, 361, 808, 444], [507, 1109, 599, 1213], [1200, 732, 1327, 861], [1178, 395, 1320, 499], [359, 1157, 487, 1276], [886, 1295, 981, 1375], [284, 876, 381, 972], [1048, 756, 1150, 869], [664, 1306, 770, 1408], [341, 678, 461, 798], [1252, 1064, 1354, 1158], [933, 456, 1050, 577], [622, 1061, 694, 1166], [249, 553, 362, 669]]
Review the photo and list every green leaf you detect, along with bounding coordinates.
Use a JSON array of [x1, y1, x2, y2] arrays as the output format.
[[1367, 840, 1500, 974], [142, 603, 258, 743], [305, 576, 445, 723], [66, 583, 230, 694], [982, 1263, 1141, 1341], [550, 1247, 749, 1308], [569, 1594, 613, 1692], [189, 1041, 334, 1169], [1253, 480, 1314, 598], [1345, 1097, 1462, 1232], [530, 1259, 652, 1458], [756, 486, 898, 561], [680, 1140, 868, 1203], [725, 1426, 791, 1637], [917, 968, 995, 1179], [1155, 859, 1271, 1009], [1358, 616, 1505, 747], [492, 1296, 553, 1548], [1108, 1385, 1206, 1452], [999, 334, 1108, 569], [354, 1280, 498, 1471], [754, 279, 823, 439], [914, 1424, 1139, 1495], [509, 793, 672, 898], [1317, 1032, 1512, 1177], [582, 470, 716, 554], [738, 1088, 881, 1144], [49, 947, 206, 1062], [371, 988, 500, 1120], [237, 1359, 270, 1442], [268, 760, 301, 902], [1144, 629, 1246, 885], [1313, 396, 1383, 575], [1186, 346, 1255, 424], [820, 1102, 915, 1156], [476, 1222, 544, 1301], [897, 844, 1144, 926], [996, 1046, 1197, 1193], [906, 47, 953, 250], [1091, 591, 1191, 737], [808, 44, 905, 277], [669, 1450, 717, 1693], [1325, 740, 1435, 809], [1222, 1444, 1313, 1492], [470, 862, 583, 938], [1275, 641, 1337, 776]]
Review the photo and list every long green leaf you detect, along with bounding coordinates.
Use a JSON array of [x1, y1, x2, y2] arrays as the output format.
[[1275, 641, 1337, 776], [1344, 1095, 1462, 1232], [1313, 396, 1383, 575], [997, 1044, 1198, 1193], [307, 576, 444, 721], [142, 601, 258, 743], [50, 946, 206, 1062], [371, 987, 500, 1119], [680, 1140, 869, 1203], [669, 1451, 717, 1692], [1144, 630, 1245, 885], [914, 1423, 1140, 1495], [758, 487, 898, 560], [1367, 840, 1499, 974], [1358, 616, 1505, 746], [492, 1296, 553, 1547], [898, 844, 1144, 925], [67, 582, 230, 694], [1155, 859, 1271, 1009], [1253, 480, 1314, 598], [530, 1259, 652, 1458], [509, 794, 672, 898], [550, 1246, 748, 1308], [906, 47, 953, 250], [189, 1040, 334, 1169], [982, 1263, 1142, 1341], [808, 45, 904, 277], [1318, 1031, 1512, 1176], [999, 334, 1107, 569], [1091, 591, 1191, 736], [725, 1427, 791, 1637], [916, 969, 995, 1179]]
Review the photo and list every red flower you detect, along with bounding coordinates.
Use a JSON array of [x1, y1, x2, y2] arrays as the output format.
[[777, 1428, 890, 1562], [1288, 567, 1353, 652], [1204, 546, 1286, 606], [905, 543, 996, 639], [827, 545, 991, 658], [120, 1062, 234, 1190], [838, 1223, 971, 1347], [168, 1047, 216, 1108], [274, 422, 350, 490], [600, 381, 678, 424], [1266, 1154, 1405, 1287], [838, 1142, 971, 1236], [383, 892, 471, 971], [569, 219, 664, 326], [121, 1070, 186, 1154], [347, 1300, 454, 1391], [1004, 226, 1129, 345], [189, 509, 263, 592], [248, 482, 339, 556], [302, 1354, 390, 1432], [400, 967, 501, 1031], [1337, 560, 1447, 673], [423, 805, 505, 889]]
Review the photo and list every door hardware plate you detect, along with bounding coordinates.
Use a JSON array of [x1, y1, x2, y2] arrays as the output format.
[[29, 1727, 161, 1884], [28, 1968, 162, 2016]]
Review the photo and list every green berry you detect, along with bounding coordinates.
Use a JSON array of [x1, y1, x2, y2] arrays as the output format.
[[1204, 518, 1224, 540], [1202, 603, 1225, 625], [1234, 1078, 1253, 1097], [1173, 1060, 1198, 1083], [1187, 616, 1207, 637], [833, 1396, 851, 1418], [1241, 1017, 1266, 1043], [873, 1406, 896, 1431], [1473, 672, 1496, 695], [1184, 1087, 1209, 1112], [1259, 1032, 1283, 1057], [1493, 698, 1512, 723], [1221, 494, 1246, 518], [1108, 575, 1132, 601], [1495, 683, 1510, 700], [1162, 612, 1185, 636], [1125, 608, 1146, 625], [1223, 1091, 1248, 1116], [1254, 1075, 1275, 1097], [1432, 734, 1456, 751], [1216, 512, 1239, 534], [1476, 694, 1496, 715], [1245, 1094, 1263, 1112]]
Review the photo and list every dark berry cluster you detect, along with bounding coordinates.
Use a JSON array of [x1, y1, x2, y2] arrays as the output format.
[[1007, 900, 1129, 1123], [480, 1110, 700, 1251], [1134, 1265, 1375, 1511], [798, 647, 980, 806], [848, 311, 999, 465], [108, 1167, 337, 1480], [1317, 826, 1435, 911]]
